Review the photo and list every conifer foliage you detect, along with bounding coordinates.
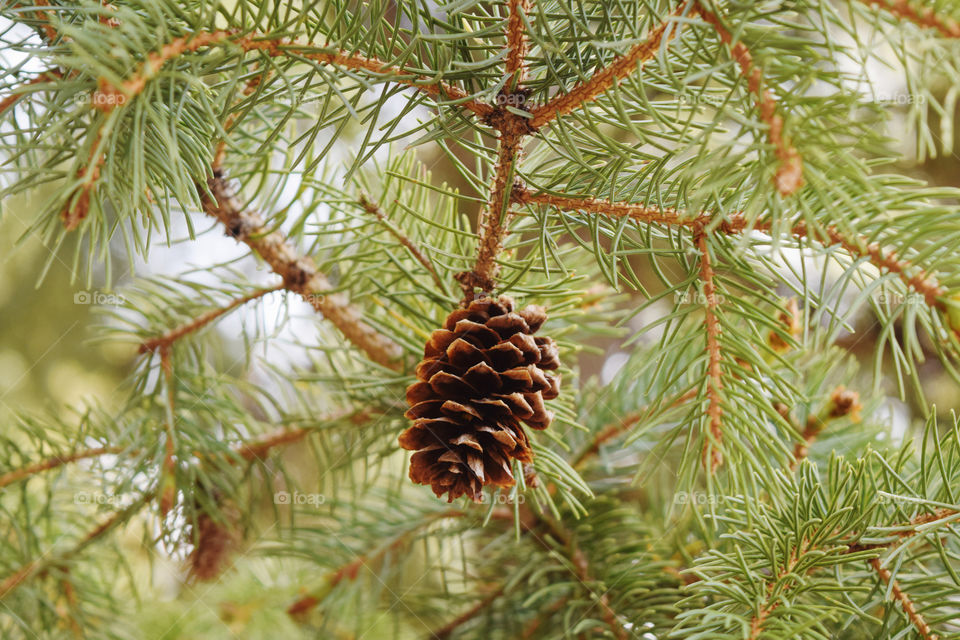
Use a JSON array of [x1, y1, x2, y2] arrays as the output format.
[[2, 0, 960, 638]]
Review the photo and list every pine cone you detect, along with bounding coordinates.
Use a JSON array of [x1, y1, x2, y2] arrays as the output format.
[[400, 296, 560, 502]]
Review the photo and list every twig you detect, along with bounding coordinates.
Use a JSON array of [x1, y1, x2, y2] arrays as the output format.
[[427, 584, 506, 639], [235, 36, 493, 118], [92, 31, 233, 108], [868, 557, 939, 640], [520, 596, 569, 638], [0, 446, 125, 490], [515, 190, 949, 315], [200, 173, 404, 368], [572, 388, 698, 469], [286, 509, 466, 617], [746, 539, 812, 640], [505, 0, 532, 86], [158, 347, 177, 516], [698, 8, 803, 196], [0, 71, 62, 115], [788, 386, 862, 469], [459, 0, 537, 298], [0, 493, 153, 601], [860, 0, 960, 38], [139, 284, 282, 354], [358, 194, 446, 293], [696, 231, 724, 473], [529, 2, 693, 129]]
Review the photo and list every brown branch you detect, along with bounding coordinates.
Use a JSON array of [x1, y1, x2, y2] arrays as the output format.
[[358, 194, 446, 293], [868, 557, 940, 640], [92, 31, 233, 109], [458, 1, 538, 298], [0, 446, 125, 490], [521, 596, 569, 638], [515, 190, 949, 314], [200, 173, 404, 368], [505, 0, 532, 86], [861, 0, 960, 38], [234, 36, 493, 118], [746, 539, 812, 640], [696, 231, 724, 473], [287, 509, 466, 617], [572, 387, 698, 470], [0, 494, 152, 601], [139, 284, 282, 354], [788, 386, 862, 469], [158, 347, 177, 517], [698, 8, 802, 196], [6, 0, 59, 42], [427, 584, 506, 639], [529, 2, 693, 129], [0, 71, 62, 115]]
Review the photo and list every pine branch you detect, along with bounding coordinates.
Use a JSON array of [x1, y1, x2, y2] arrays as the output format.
[[0, 493, 153, 601], [572, 388, 698, 470], [358, 194, 446, 294], [92, 31, 233, 107], [746, 539, 812, 640], [0, 70, 62, 114], [427, 583, 506, 639], [505, 0, 532, 87], [139, 284, 282, 354], [158, 346, 177, 517], [201, 172, 405, 368], [286, 509, 467, 618], [788, 386, 862, 469], [235, 36, 494, 118], [868, 557, 939, 640], [516, 189, 950, 314], [860, 0, 960, 38], [6, 0, 58, 42], [528, 2, 693, 129], [696, 231, 724, 473], [459, 0, 538, 298], [697, 7, 803, 196], [0, 446, 126, 490]]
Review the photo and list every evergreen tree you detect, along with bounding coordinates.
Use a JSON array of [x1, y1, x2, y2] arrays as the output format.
[[3, 0, 960, 638]]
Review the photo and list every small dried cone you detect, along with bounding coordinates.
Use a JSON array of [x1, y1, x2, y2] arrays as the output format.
[[400, 296, 560, 502], [188, 497, 240, 582]]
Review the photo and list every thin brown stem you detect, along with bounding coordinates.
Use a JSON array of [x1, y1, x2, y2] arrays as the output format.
[[516, 190, 949, 315], [0, 493, 153, 601], [698, 8, 803, 196], [358, 194, 446, 293], [861, 0, 960, 38], [505, 0, 532, 86], [868, 557, 940, 640], [572, 387, 698, 469], [158, 347, 177, 516], [427, 584, 506, 639], [459, 0, 537, 298], [529, 2, 693, 129], [0, 446, 126, 490], [696, 231, 724, 473], [139, 284, 282, 354], [287, 509, 466, 617], [0, 71, 62, 115], [200, 173, 404, 368]]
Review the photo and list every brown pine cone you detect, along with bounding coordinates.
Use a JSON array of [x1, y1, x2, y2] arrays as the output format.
[[400, 296, 560, 502]]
